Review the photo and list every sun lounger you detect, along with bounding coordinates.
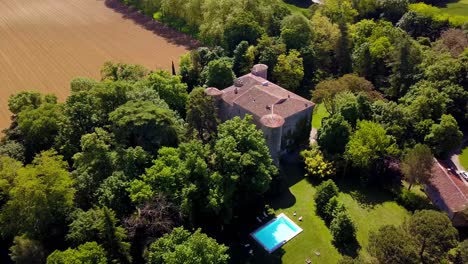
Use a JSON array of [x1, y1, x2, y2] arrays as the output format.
[[244, 243, 250, 247], [256, 217, 262, 222], [263, 211, 268, 217]]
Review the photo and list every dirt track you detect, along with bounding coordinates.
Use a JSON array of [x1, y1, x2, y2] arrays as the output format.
[[0, 0, 195, 131]]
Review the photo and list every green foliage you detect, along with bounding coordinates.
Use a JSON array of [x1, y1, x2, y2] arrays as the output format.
[[223, 13, 263, 52], [323, 196, 345, 224], [314, 179, 339, 217], [377, 0, 408, 24], [70, 77, 98, 93], [100, 61, 148, 82], [138, 70, 189, 115], [368, 225, 419, 264], [186, 88, 219, 143], [8, 91, 44, 115], [0, 140, 25, 163], [345, 120, 398, 170], [401, 144, 434, 190], [17, 103, 64, 160], [146, 227, 229, 264], [109, 100, 182, 153], [67, 207, 131, 263], [330, 211, 357, 248], [272, 49, 304, 92], [321, 0, 358, 24], [407, 210, 459, 263], [0, 151, 74, 241], [300, 145, 335, 178], [9, 234, 46, 264], [280, 13, 313, 50], [0, 156, 22, 206], [232, 41, 254, 76], [212, 115, 277, 221], [47, 242, 107, 264], [202, 57, 235, 88], [424, 114, 462, 158]]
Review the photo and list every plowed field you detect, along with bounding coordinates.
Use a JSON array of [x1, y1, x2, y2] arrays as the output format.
[[0, 0, 194, 130]]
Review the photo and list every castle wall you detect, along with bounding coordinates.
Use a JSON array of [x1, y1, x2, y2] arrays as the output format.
[[281, 106, 314, 151]]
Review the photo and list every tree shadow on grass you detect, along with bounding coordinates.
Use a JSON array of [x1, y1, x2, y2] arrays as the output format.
[[334, 238, 361, 258], [102, 0, 200, 48], [336, 176, 396, 209]]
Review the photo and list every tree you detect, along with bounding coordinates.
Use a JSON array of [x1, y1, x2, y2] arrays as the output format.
[[320, 0, 358, 24], [256, 35, 287, 78], [314, 179, 339, 217], [424, 114, 462, 158], [335, 21, 352, 75], [0, 151, 74, 242], [436, 29, 468, 57], [212, 115, 277, 222], [186, 88, 219, 143], [8, 91, 44, 115], [71, 128, 115, 208], [272, 49, 304, 92], [280, 14, 313, 50], [146, 227, 229, 264], [67, 207, 131, 263], [377, 0, 409, 24], [0, 156, 22, 206], [0, 140, 25, 162], [9, 234, 46, 264], [345, 120, 398, 171], [223, 13, 263, 52], [232, 41, 254, 76], [100, 62, 147, 82], [138, 70, 188, 115], [17, 103, 64, 160], [124, 195, 182, 263], [202, 57, 235, 88], [330, 211, 357, 248], [317, 114, 352, 155], [109, 100, 182, 154], [401, 144, 434, 190], [406, 210, 458, 263], [368, 225, 419, 264], [70, 77, 97, 93], [47, 242, 107, 264], [300, 145, 335, 178]]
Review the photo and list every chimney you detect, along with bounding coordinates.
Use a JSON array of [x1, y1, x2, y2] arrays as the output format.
[[234, 78, 243, 87], [234, 87, 238, 94]]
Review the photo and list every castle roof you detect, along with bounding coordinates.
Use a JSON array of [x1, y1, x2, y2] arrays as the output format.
[[221, 73, 314, 119]]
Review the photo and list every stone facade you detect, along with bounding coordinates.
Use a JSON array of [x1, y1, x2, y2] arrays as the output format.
[[205, 64, 314, 163]]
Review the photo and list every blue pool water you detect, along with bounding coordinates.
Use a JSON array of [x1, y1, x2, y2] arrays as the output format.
[[251, 213, 303, 253]]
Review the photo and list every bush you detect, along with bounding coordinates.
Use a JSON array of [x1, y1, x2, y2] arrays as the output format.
[[330, 211, 357, 248], [300, 146, 335, 179], [396, 188, 434, 211], [323, 196, 345, 224], [314, 179, 339, 217]]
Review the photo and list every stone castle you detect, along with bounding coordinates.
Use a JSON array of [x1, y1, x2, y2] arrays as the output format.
[[205, 64, 314, 163]]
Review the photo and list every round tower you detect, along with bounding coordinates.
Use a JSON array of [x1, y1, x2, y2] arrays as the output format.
[[205, 87, 223, 102], [260, 113, 284, 164], [251, 64, 269, 80]]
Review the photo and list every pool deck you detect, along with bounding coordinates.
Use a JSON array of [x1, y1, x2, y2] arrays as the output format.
[[250, 213, 303, 253]]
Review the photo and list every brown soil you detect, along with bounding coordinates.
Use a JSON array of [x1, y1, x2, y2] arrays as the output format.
[[0, 0, 196, 131]]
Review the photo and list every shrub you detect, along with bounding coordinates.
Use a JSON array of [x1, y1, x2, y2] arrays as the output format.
[[323, 196, 346, 224], [330, 211, 357, 248], [314, 179, 339, 217], [395, 188, 434, 211], [300, 146, 335, 179]]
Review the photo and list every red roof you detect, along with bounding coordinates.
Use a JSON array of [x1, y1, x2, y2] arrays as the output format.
[[221, 73, 314, 119], [427, 160, 468, 213]]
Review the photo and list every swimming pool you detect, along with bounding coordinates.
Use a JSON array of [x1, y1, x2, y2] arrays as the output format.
[[251, 213, 303, 253]]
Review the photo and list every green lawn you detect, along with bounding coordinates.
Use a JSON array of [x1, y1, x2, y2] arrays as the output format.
[[248, 166, 412, 264], [459, 146, 468, 170], [312, 104, 329, 129], [279, 1, 311, 16], [440, 0, 468, 16]]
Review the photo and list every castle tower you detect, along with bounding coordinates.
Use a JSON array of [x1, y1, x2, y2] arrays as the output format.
[[204, 87, 224, 119], [260, 113, 284, 165], [251, 64, 268, 80]]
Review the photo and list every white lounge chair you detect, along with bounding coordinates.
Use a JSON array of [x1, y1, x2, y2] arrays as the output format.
[[256, 217, 262, 222], [244, 243, 250, 247], [249, 249, 254, 255], [298, 216, 303, 221], [263, 211, 268, 217]]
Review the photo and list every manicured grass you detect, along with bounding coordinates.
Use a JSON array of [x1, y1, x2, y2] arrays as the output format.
[[440, 0, 468, 16], [312, 104, 329, 129], [459, 146, 468, 170], [250, 167, 412, 263]]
